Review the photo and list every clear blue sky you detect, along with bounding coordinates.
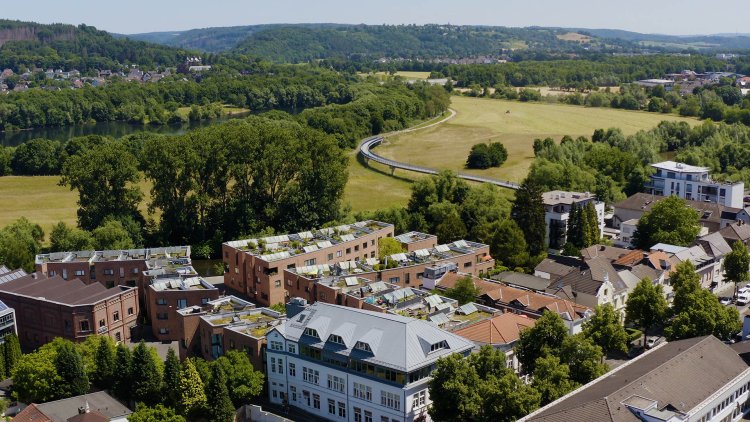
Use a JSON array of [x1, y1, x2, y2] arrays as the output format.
[[4, 0, 748, 35]]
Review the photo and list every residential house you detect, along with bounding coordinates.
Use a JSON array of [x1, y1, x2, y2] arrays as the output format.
[[720, 221, 750, 248], [490, 271, 550, 292], [12, 391, 131, 422], [613, 192, 744, 232], [0, 273, 138, 349], [646, 161, 744, 208], [519, 336, 750, 422], [533, 255, 581, 282], [542, 190, 605, 250], [265, 302, 475, 422]]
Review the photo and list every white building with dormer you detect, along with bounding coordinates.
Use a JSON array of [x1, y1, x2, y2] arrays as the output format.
[[265, 301, 474, 422]]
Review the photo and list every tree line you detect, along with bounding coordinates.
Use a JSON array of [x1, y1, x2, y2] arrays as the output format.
[[11, 336, 262, 422]]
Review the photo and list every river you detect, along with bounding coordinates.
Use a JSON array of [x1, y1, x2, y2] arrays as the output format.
[[0, 112, 252, 147]]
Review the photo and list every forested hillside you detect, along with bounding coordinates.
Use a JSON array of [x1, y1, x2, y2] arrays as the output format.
[[0, 20, 194, 71]]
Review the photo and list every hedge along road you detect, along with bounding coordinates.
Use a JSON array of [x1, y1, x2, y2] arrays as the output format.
[[358, 108, 521, 190]]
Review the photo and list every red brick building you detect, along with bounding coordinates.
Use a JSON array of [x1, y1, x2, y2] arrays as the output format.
[[222, 221, 395, 306], [146, 276, 219, 341], [0, 273, 138, 349]]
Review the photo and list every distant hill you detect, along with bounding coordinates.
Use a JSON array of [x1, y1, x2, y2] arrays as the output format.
[[0, 20, 194, 71], [580, 28, 750, 50]]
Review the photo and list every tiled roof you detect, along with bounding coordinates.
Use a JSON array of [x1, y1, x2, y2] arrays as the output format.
[[438, 272, 502, 296], [482, 284, 590, 322], [453, 313, 536, 345], [720, 222, 750, 242], [580, 245, 632, 261], [614, 193, 740, 225], [34, 391, 131, 422], [534, 255, 581, 280], [13, 404, 52, 422], [521, 336, 750, 422], [491, 271, 550, 291]]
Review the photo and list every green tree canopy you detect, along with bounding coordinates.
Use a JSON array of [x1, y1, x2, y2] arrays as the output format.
[[378, 237, 405, 261], [131, 341, 162, 405], [213, 350, 265, 406], [724, 240, 750, 297], [486, 219, 530, 269], [531, 354, 579, 405], [112, 344, 132, 403], [512, 178, 547, 256], [93, 336, 116, 390], [205, 364, 235, 422], [54, 340, 90, 398], [49, 222, 94, 252], [514, 311, 568, 375], [0, 217, 44, 272], [633, 196, 700, 249], [582, 304, 629, 356], [443, 275, 481, 305], [128, 404, 186, 422], [178, 358, 207, 417], [92, 219, 135, 250], [162, 348, 181, 409], [625, 277, 668, 346]]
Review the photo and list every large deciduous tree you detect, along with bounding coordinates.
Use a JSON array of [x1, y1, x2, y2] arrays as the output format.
[[724, 240, 750, 299], [60, 140, 143, 231], [633, 196, 700, 249], [131, 341, 162, 405], [514, 311, 568, 375], [443, 275, 481, 305], [625, 277, 668, 347], [54, 341, 89, 398], [582, 304, 629, 356]]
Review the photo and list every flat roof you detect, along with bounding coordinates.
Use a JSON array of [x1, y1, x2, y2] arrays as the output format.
[[650, 160, 709, 173], [204, 308, 285, 338], [223, 221, 393, 262], [36, 246, 190, 265], [150, 276, 216, 292], [542, 191, 598, 206]]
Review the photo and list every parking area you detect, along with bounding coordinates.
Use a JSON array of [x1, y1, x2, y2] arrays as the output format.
[[715, 283, 750, 320]]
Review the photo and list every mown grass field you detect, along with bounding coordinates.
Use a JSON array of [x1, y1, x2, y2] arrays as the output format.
[[0, 176, 154, 238], [343, 96, 699, 210]]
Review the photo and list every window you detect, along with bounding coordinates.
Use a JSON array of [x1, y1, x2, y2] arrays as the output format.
[[463, 262, 472, 268], [353, 382, 372, 401], [275, 280, 281, 288], [328, 253, 334, 261], [355, 341, 372, 353], [132, 267, 139, 274], [303, 390, 311, 406], [302, 367, 319, 384], [364, 410, 372, 422], [115, 332, 121, 342], [157, 313, 168, 320], [313, 394, 320, 409], [201, 298, 209, 305], [103, 269, 114, 275], [113, 311, 120, 321], [328, 334, 345, 345], [156, 298, 167, 305], [270, 341, 284, 351], [382, 417, 389, 422], [277, 358, 283, 374], [363, 242, 368, 249], [346, 248, 351, 254], [74, 270, 85, 276], [288, 343, 297, 354], [289, 362, 296, 376], [354, 408, 362, 422], [159, 328, 168, 334], [119, 267, 124, 277], [355, 245, 359, 252], [303, 328, 320, 339], [49, 270, 56, 276], [338, 402, 346, 418], [430, 340, 448, 353], [413, 390, 426, 409], [79, 320, 90, 332], [389, 277, 399, 283], [99, 319, 106, 327], [381, 391, 401, 410], [304, 258, 316, 266], [328, 399, 336, 414], [328, 374, 344, 392], [127, 307, 134, 315], [336, 251, 342, 258], [270, 357, 276, 373], [176, 299, 187, 309], [290, 386, 297, 402]]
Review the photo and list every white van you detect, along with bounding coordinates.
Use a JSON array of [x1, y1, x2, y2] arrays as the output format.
[[738, 293, 750, 306]]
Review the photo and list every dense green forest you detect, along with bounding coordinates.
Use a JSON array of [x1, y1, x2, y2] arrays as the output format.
[[0, 20, 194, 71]]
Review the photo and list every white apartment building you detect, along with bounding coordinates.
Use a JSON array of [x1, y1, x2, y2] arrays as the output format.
[[542, 191, 605, 250], [647, 161, 744, 208], [265, 302, 474, 422]]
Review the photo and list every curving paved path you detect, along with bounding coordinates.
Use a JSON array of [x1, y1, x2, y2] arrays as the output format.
[[357, 110, 520, 190]]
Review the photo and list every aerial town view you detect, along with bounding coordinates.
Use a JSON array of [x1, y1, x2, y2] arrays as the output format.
[[2, 0, 750, 421]]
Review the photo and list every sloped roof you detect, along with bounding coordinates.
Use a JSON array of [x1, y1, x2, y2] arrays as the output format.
[[534, 255, 581, 280], [32, 391, 131, 422], [0, 274, 134, 306], [483, 284, 590, 322], [614, 193, 740, 225], [696, 231, 732, 257], [437, 272, 502, 296], [13, 404, 52, 422], [720, 222, 750, 242], [453, 313, 536, 345], [522, 336, 749, 422], [491, 271, 550, 291], [580, 245, 632, 261], [275, 302, 474, 372]]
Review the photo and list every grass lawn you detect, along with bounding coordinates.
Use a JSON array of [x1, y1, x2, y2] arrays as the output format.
[[371, 96, 699, 185], [175, 105, 250, 119], [0, 176, 155, 239]]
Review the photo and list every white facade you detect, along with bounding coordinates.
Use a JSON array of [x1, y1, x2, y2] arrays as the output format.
[[647, 161, 744, 208], [615, 219, 638, 248], [267, 330, 435, 422], [542, 191, 605, 250]]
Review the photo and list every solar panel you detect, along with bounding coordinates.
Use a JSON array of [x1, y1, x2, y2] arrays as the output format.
[[429, 313, 450, 326], [414, 249, 430, 257], [317, 241, 333, 248], [425, 295, 443, 307], [453, 240, 469, 248], [303, 245, 319, 253], [390, 253, 408, 262], [345, 277, 359, 287], [340, 234, 355, 242], [458, 303, 478, 315], [298, 231, 313, 239], [435, 245, 451, 253], [365, 258, 380, 266]]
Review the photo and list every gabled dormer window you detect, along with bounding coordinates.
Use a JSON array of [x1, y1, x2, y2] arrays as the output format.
[[303, 328, 319, 339], [429, 340, 449, 353], [355, 341, 372, 353], [328, 334, 344, 345]]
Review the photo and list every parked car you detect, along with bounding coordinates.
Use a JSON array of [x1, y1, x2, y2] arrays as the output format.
[[646, 336, 662, 349], [737, 293, 750, 306], [739, 287, 750, 295], [720, 297, 733, 305]]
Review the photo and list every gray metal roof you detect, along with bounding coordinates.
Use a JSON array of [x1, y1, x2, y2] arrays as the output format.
[[275, 302, 474, 372]]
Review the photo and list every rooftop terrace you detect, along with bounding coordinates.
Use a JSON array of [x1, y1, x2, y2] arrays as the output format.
[[177, 295, 255, 316], [394, 231, 436, 244], [203, 308, 285, 338], [150, 276, 216, 292], [223, 221, 392, 262], [36, 246, 191, 265], [288, 240, 490, 277]]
